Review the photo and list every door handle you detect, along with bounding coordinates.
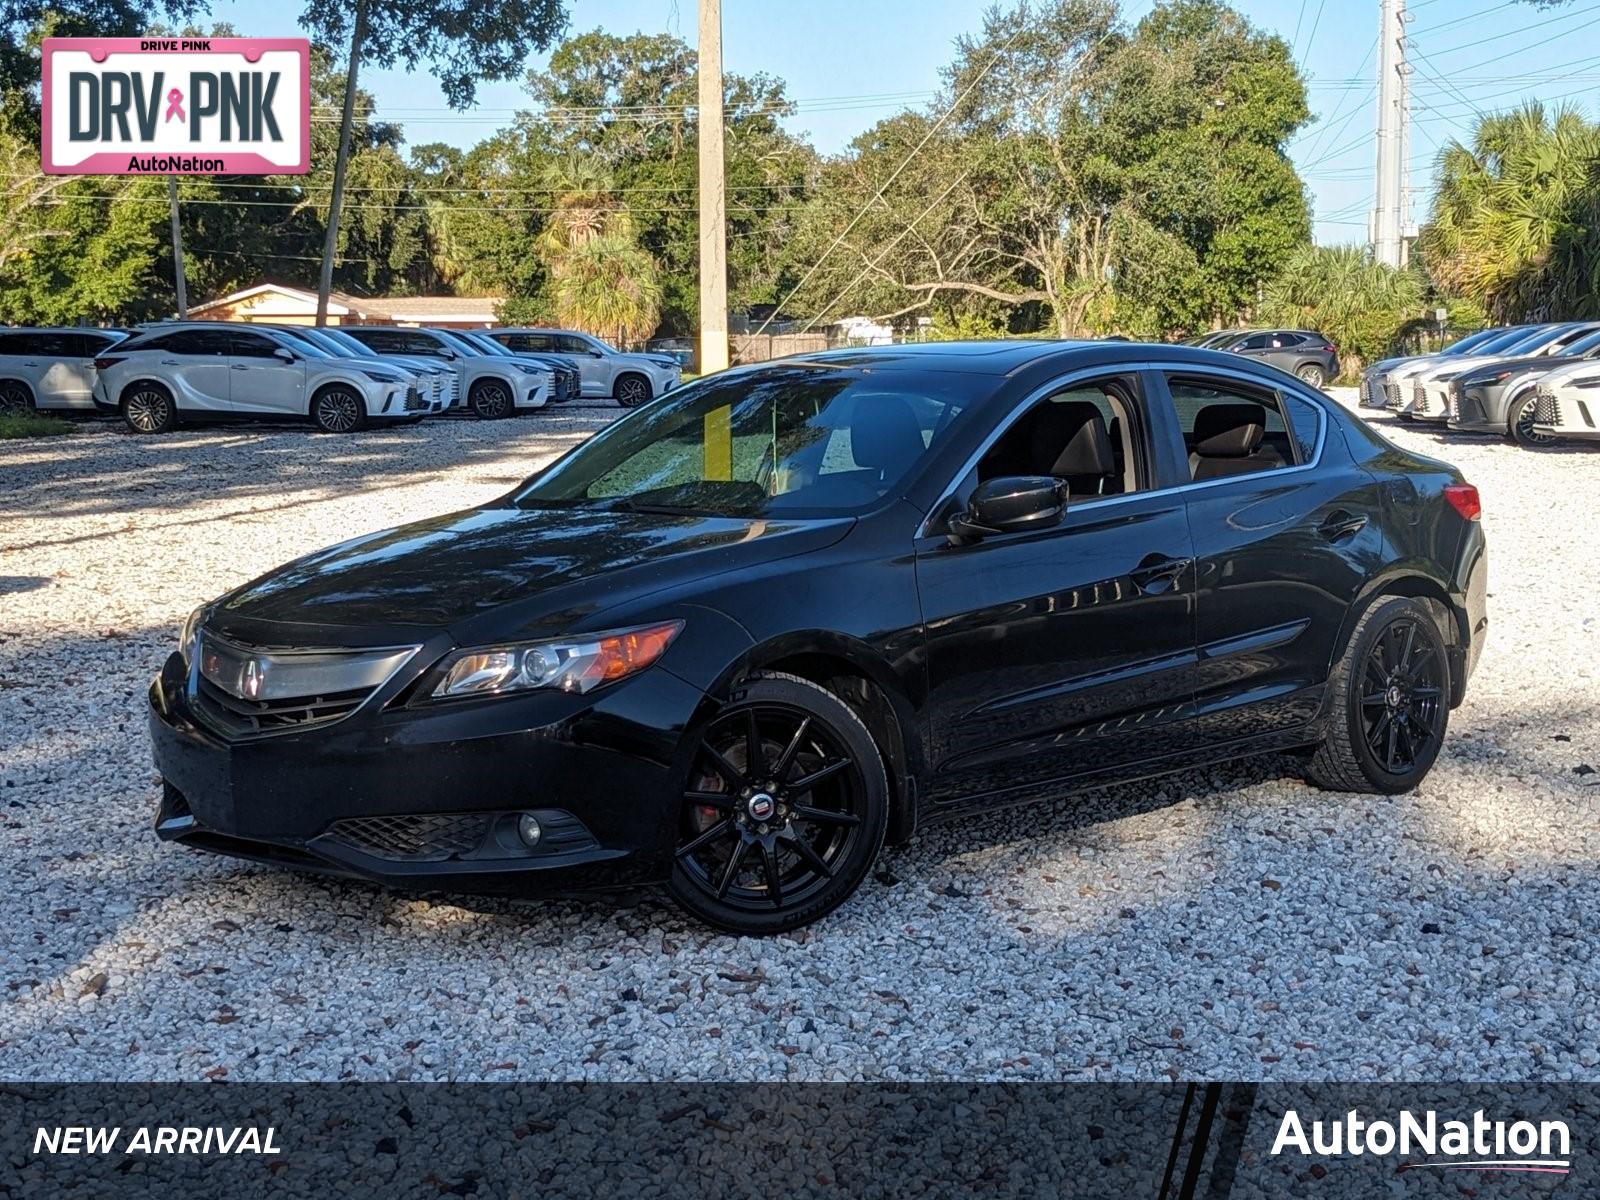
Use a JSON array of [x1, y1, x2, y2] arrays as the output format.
[[160, 358, 180, 365], [231, 364, 249, 371], [1130, 555, 1189, 595], [1318, 510, 1368, 542]]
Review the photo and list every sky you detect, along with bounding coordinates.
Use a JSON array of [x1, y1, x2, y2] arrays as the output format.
[[207, 0, 1600, 245]]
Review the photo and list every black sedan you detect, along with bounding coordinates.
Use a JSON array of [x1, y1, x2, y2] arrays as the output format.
[[150, 341, 1488, 933]]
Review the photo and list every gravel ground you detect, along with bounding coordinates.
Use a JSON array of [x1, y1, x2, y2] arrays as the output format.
[[1, 392, 1597, 1083]]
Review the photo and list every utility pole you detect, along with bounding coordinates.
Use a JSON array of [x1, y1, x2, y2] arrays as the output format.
[[167, 176, 187, 318], [317, 0, 369, 327], [697, 0, 729, 374], [1371, 0, 1410, 268]]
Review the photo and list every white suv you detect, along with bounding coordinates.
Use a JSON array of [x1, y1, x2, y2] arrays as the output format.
[[0, 327, 127, 413], [488, 328, 683, 407], [342, 326, 550, 418], [93, 323, 427, 434]]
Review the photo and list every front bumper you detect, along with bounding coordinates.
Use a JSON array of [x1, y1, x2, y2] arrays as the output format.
[[1449, 382, 1511, 432], [1532, 388, 1600, 439], [148, 649, 707, 897], [513, 377, 547, 409]]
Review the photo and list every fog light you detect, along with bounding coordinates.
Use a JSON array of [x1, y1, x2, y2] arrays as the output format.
[[517, 814, 542, 848]]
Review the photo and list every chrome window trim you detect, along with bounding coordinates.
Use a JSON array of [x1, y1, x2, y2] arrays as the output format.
[[917, 359, 1330, 538]]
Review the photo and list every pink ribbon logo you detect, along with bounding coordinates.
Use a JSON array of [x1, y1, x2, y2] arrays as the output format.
[[164, 88, 185, 123]]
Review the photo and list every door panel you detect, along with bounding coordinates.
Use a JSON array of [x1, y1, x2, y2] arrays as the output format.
[[159, 330, 234, 410], [1159, 372, 1384, 739], [916, 491, 1199, 805], [228, 332, 305, 415]]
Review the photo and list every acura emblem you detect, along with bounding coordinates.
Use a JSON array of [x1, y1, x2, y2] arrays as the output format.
[[240, 658, 264, 700]]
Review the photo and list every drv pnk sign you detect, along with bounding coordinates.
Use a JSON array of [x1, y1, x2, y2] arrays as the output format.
[[42, 37, 309, 175]]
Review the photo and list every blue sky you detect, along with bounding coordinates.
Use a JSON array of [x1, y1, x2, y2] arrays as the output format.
[[209, 0, 1600, 245]]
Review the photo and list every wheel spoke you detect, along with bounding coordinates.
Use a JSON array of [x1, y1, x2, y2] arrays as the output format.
[[715, 836, 750, 899], [773, 716, 812, 782], [1367, 709, 1393, 751], [1360, 692, 1388, 708], [700, 742, 747, 791], [1411, 685, 1442, 700], [1397, 623, 1417, 677], [1385, 722, 1400, 771], [675, 819, 732, 859], [789, 758, 852, 793], [745, 708, 766, 779], [760, 842, 784, 908], [684, 789, 735, 809], [793, 804, 861, 827], [784, 830, 835, 879]]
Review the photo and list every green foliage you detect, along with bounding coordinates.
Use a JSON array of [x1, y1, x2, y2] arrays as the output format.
[[0, 412, 73, 438], [1262, 244, 1425, 373], [1420, 103, 1600, 322], [926, 310, 1008, 341]]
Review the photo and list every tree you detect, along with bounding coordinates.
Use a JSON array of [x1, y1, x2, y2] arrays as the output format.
[[2, 0, 205, 101], [1262, 244, 1424, 375], [297, 0, 569, 322], [1419, 104, 1600, 322]]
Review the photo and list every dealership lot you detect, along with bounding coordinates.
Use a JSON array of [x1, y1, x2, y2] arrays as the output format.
[[1, 393, 1597, 1082]]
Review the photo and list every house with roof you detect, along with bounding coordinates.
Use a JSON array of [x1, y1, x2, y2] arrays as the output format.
[[186, 283, 503, 328]]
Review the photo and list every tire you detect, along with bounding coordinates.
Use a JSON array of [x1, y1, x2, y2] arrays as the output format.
[[120, 382, 177, 434], [1506, 390, 1558, 447], [469, 379, 513, 419], [667, 671, 889, 934], [1305, 596, 1450, 794], [0, 379, 35, 415], [311, 386, 367, 434], [1296, 363, 1327, 388], [613, 373, 651, 408]]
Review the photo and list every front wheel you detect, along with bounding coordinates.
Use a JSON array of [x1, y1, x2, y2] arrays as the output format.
[[1507, 391, 1558, 447], [470, 379, 513, 419], [1305, 597, 1450, 794], [667, 672, 888, 934], [613, 373, 651, 408], [1296, 363, 1327, 388], [312, 387, 366, 434], [0, 380, 34, 415]]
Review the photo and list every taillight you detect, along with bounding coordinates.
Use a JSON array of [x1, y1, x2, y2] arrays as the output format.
[[1323, 344, 1336, 353], [1444, 483, 1480, 521], [93, 356, 124, 371]]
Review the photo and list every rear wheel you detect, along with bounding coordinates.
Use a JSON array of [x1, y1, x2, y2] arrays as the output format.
[[120, 382, 176, 434], [613, 373, 651, 408], [0, 380, 34, 415], [1507, 391, 1557, 447], [470, 379, 513, 419], [1305, 597, 1450, 794], [311, 387, 366, 433], [667, 672, 888, 934], [1296, 363, 1327, 388]]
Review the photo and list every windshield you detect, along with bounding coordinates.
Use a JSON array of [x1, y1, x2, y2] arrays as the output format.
[[1443, 329, 1500, 355], [514, 364, 983, 517], [1497, 326, 1565, 356], [1565, 330, 1600, 357], [456, 330, 516, 357]]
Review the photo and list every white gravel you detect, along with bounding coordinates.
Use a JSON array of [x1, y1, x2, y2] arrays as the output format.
[[1, 393, 1598, 1083]]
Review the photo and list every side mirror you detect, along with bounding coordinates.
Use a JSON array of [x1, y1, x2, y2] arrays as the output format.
[[272, 347, 297, 363], [948, 475, 1069, 540]]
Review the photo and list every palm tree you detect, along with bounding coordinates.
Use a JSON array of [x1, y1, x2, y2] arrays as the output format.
[[535, 156, 663, 342], [1420, 103, 1600, 321], [1263, 244, 1424, 375]]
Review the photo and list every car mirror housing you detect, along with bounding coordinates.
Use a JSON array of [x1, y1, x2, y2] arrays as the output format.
[[273, 347, 297, 363], [949, 475, 1069, 540]]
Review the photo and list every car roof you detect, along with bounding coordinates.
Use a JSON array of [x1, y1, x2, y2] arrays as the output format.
[[772, 338, 1326, 380]]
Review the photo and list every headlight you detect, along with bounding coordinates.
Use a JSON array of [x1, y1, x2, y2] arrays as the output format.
[[178, 604, 207, 667], [515, 364, 547, 377], [360, 369, 404, 383], [428, 620, 683, 700]]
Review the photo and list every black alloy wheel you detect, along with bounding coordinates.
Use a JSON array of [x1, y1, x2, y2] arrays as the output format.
[[0, 380, 33, 415], [121, 384, 176, 434], [471, 379, 513, 419], [312, 388, 365, 433], [668, 672, 888, 934], [614, 374, 650, 408], [1508, 392, 1557, 447], [1305, 597, 1450, 794]]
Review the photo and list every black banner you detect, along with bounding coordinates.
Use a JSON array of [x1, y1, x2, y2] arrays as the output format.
[[2, 1083, 1594, 1197]]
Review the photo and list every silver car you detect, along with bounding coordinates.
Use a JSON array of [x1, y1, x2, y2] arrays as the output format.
[[0, 326, 127, 413], [261, 324, 451, 414], [342, 326, 550, 418], [92, 323, 425, 434], [1448, 327, 1600, 444], [1358, 327, 1519, 410], [1403, 322, 1600, 421], [488, 327, 683, 407]]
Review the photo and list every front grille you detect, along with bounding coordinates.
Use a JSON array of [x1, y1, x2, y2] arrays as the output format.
[[1411, 383, 1426, 408], [1448, 383, 1462, 421], [1383, 382, 1401, 407], [194, 676, 368, 739], [324, 813, 490, 862], [403, 385, 426, 412], [1535, 390, 1560, 425]]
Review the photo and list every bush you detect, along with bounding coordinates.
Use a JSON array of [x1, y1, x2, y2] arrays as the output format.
[[0, 414, 74, 439]]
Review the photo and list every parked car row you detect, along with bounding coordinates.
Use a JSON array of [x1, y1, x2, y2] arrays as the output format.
[[0, 321, 684, 434], [1182, 328, 1341, 388], [1360, 321, 1600, 447]]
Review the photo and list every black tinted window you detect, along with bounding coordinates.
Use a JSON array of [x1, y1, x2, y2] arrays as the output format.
[[346, 329, 406, 354], [1281, 391, 1324, 462], [505, 333, 556, 352], [401, 332, 448, 356], [231, 331, 280, 357], [1164, 376, 1297, 480], [160, 329, 233, 355]]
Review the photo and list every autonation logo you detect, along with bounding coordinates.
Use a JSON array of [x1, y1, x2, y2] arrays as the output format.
[[1272, 1108, 1571, 1175]]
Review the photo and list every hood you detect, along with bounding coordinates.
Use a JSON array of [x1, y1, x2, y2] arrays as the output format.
[[1457, 353, 1580, 386], [211, 503, 852, 640], [621, 352, 681, 370]]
